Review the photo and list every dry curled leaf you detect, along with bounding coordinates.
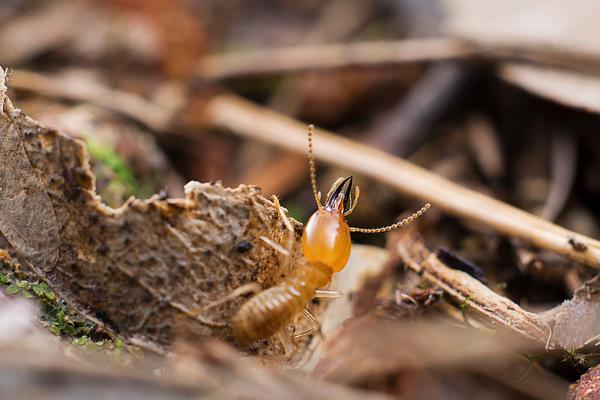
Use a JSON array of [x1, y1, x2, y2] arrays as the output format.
[[0, 71, 299, 353]]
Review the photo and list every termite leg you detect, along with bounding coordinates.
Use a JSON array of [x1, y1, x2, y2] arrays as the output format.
[[202, 282, 262, 311], [314, 289, 343, 298], [176, 306, 228, 329], [186, 282, 261, 322], [277, 329, 295, 356], [193, 314, 228, 329], [272, 195, 295, 270], [259, 236, 289, 256], [293, 309, 321, 340]]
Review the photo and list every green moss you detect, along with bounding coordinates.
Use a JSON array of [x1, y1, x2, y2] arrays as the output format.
[[283, 201, 308, 224], [85, 137, 139, 193], [0, 257, 145, 366], [0, 262, 95, 339], [84, 137, 161, 207], [460, 295, 473, 321], [563, 345, 600, 368]]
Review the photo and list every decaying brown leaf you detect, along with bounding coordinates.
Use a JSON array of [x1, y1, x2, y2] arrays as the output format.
[[0, 69, 299, 354], [0, 70, 60, 273]]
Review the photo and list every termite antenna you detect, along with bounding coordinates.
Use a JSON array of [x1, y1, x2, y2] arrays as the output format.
[[307, 124, 323, 210], [350, 203, 431, 233]]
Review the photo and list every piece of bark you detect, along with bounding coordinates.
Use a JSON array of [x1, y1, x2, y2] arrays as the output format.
[[0, 69, 299, 354], [569, 365, 600, 400]]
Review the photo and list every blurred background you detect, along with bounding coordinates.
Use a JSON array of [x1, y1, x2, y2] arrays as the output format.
[[2, 0, 600, 398]]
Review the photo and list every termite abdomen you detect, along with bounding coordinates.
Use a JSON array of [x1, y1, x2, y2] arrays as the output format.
[[231, 262, 332, 344]]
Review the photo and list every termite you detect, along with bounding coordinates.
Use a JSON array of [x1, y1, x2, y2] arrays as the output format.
[[230, 124, 431, 349]]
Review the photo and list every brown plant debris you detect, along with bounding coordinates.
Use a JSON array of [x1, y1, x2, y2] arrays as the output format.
[[313, 315, 568, 400], [0, 69, 299, 354], [175, 337, 394, 400], [569, 365, 600, 400], [393, 226, 552, 347], [0, 329, 394, 400]]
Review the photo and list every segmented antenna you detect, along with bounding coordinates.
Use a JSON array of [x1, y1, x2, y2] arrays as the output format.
[[350, 203, 431, 233], [307, 124, 323, 210]]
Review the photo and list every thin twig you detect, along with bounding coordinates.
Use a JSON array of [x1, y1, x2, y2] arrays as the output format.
[[9, 70, 171, 131], [203, 92, 600, 269], [195, 38, 473, 80]]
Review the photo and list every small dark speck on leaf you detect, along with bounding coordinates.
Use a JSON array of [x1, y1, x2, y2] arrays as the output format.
[[236, 240, 253, 253], [96, 243, 109, 255], [568, 237, 588, 252], [89, 213, 99, 225]]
